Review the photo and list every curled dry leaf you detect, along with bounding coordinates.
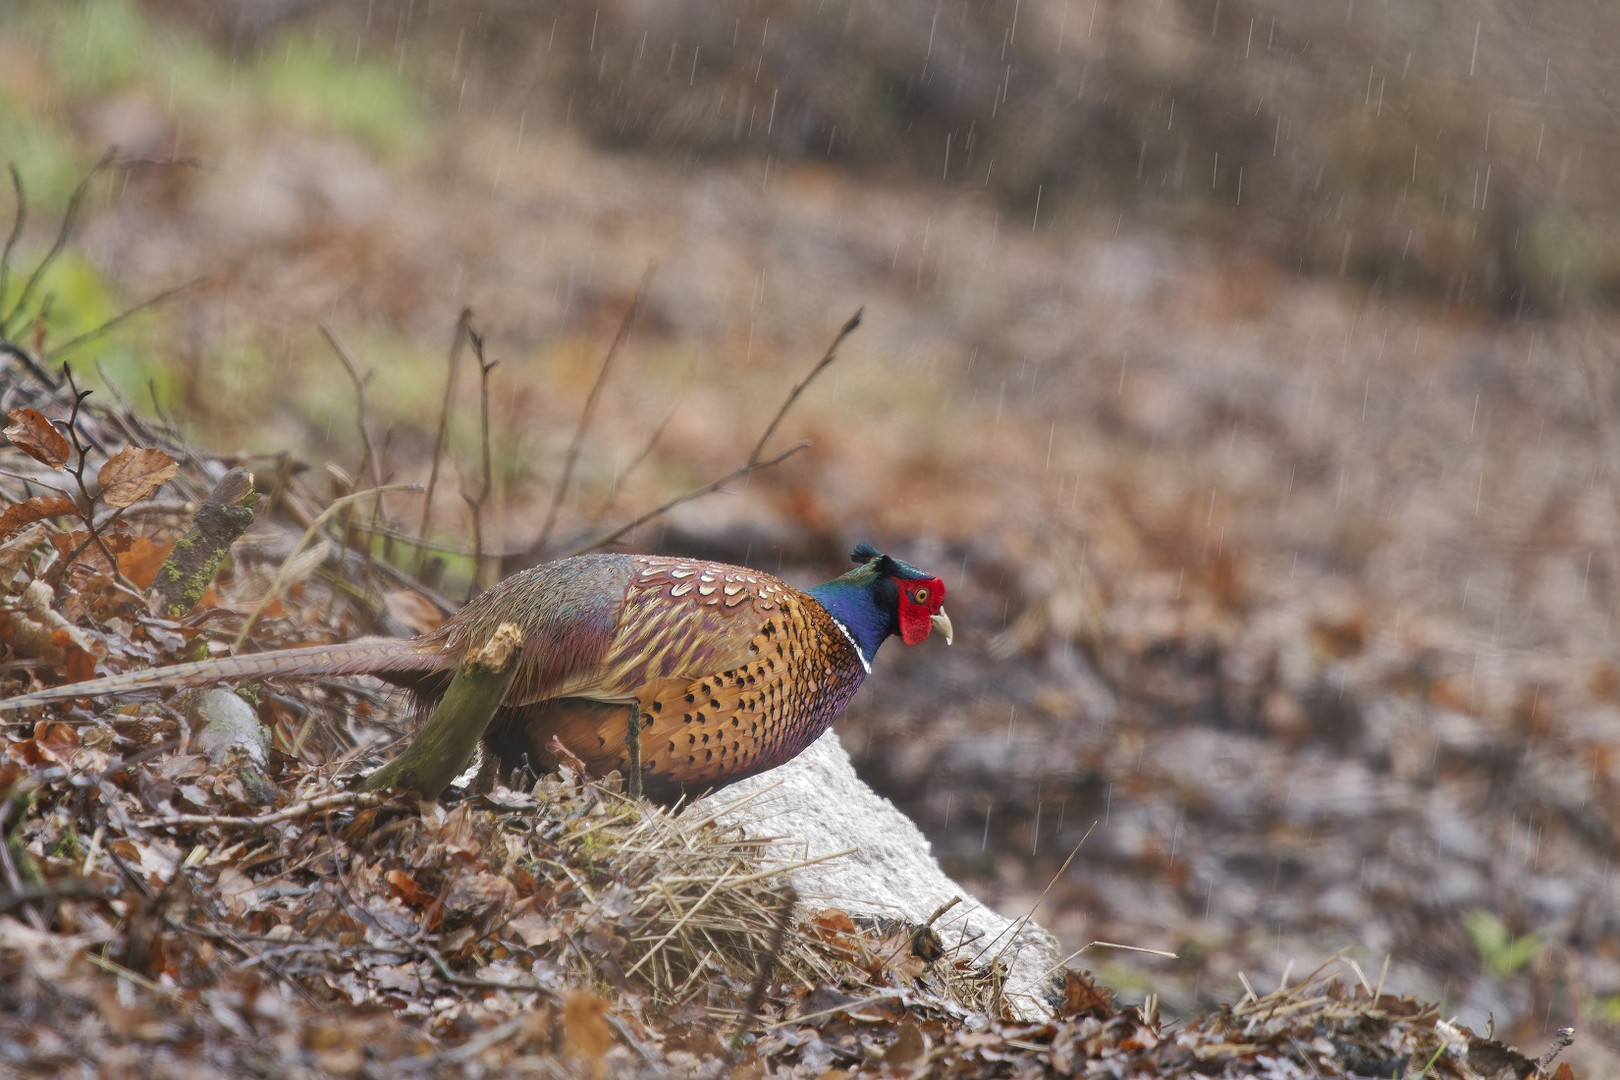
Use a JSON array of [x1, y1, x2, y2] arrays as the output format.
[[97, 447, 179, 509], [1, 578, 98, 665], [0, 522, 50, 591], [0, 496, 79, 544], [4, 407, 71, 469]]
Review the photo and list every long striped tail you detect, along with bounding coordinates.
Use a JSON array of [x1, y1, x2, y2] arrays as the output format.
[[0, 638, 455, 712]]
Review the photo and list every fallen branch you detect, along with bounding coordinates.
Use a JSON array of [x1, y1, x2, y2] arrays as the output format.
[[153, 466, 258, 617], [361, 622, 523, 799]]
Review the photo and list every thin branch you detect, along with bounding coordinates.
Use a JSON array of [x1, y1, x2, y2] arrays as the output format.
[[570, 443, 808, 558], [132, 789, 388, 830], [590, 397, 680, 526], [0, 164, 25, 327], [0, 150, 114, 339], [44, 278, 201, 362], [566, 307, 862, 557], [58, 365, 139, 590], [537, 268, 653, 550], [317, 323, 384, 490], [0, 342, 57, 388], [473, 329, 497, 505], [420, 309, 471, 567], [466, 327, 498, 598], [747, 307, 862, 464]]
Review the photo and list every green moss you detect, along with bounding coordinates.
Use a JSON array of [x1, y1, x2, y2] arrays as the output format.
[[49, 828, 84, 860]]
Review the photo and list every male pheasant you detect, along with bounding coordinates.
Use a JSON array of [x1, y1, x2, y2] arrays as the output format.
[[0, 543, 951, 800]]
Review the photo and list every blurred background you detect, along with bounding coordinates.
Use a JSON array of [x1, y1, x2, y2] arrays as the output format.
[[5, 0, 1620, 1068]]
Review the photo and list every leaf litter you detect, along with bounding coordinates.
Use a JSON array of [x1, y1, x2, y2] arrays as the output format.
[[0, 357, 1571, 1077]]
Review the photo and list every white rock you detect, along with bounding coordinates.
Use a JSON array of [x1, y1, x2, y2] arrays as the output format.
[[696, 730, 1063, 1020]]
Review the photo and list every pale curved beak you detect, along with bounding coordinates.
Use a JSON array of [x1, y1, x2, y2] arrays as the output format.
[[930, 608, 954, 645]]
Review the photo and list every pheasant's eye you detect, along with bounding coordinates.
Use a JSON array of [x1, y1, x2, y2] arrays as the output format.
[[912, 587, 929, 604]]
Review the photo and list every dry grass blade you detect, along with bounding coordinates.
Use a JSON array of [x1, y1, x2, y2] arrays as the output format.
[[231, 481, 422, 649]]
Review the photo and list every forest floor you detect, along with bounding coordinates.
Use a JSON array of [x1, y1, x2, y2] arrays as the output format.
[[3, 2, 1620, 1075]]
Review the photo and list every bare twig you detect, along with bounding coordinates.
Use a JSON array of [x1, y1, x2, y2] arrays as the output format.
[[465, 326, 498, 597], [567, 308, 862, 557], [538, 268, 653, 551], [317, 323, 384, 491], [44, 279, 201, 363], [591, 397, 680, 526], [0, 150, 114, 339], [0, 164, 24, 330], [421, 309, 472, 567], [57, 365, 140, 590], [570, 444, 808, 558], [749, 308, 862, 465], [132, 789, 388, 830]]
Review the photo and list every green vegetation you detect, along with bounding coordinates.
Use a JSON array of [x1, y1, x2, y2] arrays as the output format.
[[1462, 909, 1540, 980]]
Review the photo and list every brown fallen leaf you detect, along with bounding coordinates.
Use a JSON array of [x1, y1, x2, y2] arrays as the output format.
[[5, 407, 71, 468], [118, 536, 175, 589], [1, 578, 99, 666], [563, 989, 615, 1075], [98, 447, 179, 509], [385, 868, 436, 908], [384, 587, 446, 634], [0, 496, 79, 542]]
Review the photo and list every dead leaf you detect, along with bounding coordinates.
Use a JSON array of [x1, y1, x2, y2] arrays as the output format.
[[118, 536, 175, 589], [563, 989, 615, 1073], [5, 407, 71, 468], [385, 869, 436, 908], [216, 867, 261, 919], [1057, 969, 1116, 1020], [506, 911, 563, 947], [0, 495, 79, 541], [444, 871, 518, 920], [0, 578, 97, 665], [0, 522, 49, 590], [97, 447, 179, 509], [884, 1021, 927, 1065], [383, 588, 445, 634]]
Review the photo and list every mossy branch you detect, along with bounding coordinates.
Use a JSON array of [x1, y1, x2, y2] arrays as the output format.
[[361, 622, 523, 800], [153, 467, 258, 618]]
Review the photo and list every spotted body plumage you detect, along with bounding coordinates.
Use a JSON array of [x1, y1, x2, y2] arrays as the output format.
[[1, 545, 952, 801]]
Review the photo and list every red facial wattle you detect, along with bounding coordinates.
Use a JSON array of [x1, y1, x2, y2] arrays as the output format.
[[896, 576, 951, 646]]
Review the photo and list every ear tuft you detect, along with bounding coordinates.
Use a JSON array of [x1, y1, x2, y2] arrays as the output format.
[[851, 542, 884, 564]]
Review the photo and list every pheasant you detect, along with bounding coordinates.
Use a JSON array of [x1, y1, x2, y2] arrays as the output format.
[[0, 543, 951, 800]]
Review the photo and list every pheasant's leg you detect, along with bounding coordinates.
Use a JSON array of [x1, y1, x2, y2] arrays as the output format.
[[626, 704, 644, 800]]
